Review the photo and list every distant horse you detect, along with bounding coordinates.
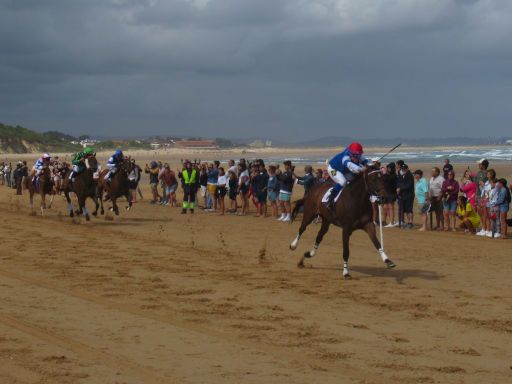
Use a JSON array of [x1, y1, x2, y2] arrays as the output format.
[[62, 156, 100, 221], [97, 158, 133, 216], [25, 167, 55, 215], [289, 166, 396, 279]]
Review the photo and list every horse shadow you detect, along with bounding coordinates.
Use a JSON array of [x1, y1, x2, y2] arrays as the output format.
[[311, 264, 441, 284]]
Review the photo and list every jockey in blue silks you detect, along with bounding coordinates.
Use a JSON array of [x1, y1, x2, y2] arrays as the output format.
[[32, 153, 51, 180], [104, 149, 124, 182], [325, 142, 369, 210]]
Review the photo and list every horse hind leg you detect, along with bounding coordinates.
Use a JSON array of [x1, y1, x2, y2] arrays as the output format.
[[290, 201, 319, 251], [363, 222, 396, 269], [342, 228, 352, 279], [298, 219, 330, 268]]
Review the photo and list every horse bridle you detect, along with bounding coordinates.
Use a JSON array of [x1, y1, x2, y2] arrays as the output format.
[[364, 169, 384, 199]]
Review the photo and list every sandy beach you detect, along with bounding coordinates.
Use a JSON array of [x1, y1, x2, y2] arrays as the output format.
[[0, 154, 510, 383]]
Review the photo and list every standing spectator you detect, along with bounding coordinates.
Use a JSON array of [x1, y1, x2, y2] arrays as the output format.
[[227, 170, 238, 214], [441, 170, 460, 231], [227, 159, 238, 177], [414, 170, 430, 231], [295, 165, 316, 196], [178, 160, 199, 214], [276, 160, 295, 222], [237, 163, 250, 216], [315, 168, 324, 183], [396, 164, 414, 229], [217, 167, 227, 215], [128, 159, 141, 203], [442, 159, 454, 179], [429, 167, 445, 230], [206, 162, 219, 211], [460, 168, 477, 208], [199, 163, 208, 209], [384, 162, 398, 227], [4, 162, 12, 187], [267, 165, 279, 218], [491, 178, 510, 239], [255, 162, 269, 217], [13, 162, 22, 194], [159, 163, 178, 206], [488, 178, 500, 237], [20, 161, 28, 194], [473, 159, 489, 229], [145, 161, 161, 204], [456, 195, 480, 234]]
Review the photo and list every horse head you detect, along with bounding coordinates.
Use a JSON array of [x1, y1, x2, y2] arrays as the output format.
[[84, 155, 98, 171], [364, 163, 391, 201]]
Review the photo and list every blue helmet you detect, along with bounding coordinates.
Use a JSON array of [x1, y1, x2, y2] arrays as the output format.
[[114, 149, 123, 157]]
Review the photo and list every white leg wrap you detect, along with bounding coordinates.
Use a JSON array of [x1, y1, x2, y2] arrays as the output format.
[[379, 248, 389, 262], [343, 262, 349, 276], [290, 235, 300, 250], [309, 244, 319, 257]]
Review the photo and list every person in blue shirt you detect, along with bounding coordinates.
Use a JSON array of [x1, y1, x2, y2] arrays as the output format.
[[325, 142, 369, 210], [32, 153, 51, 180], [105, 149, 124, 182]]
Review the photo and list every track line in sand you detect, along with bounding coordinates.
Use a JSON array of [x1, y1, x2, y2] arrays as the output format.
[[0, 313, 174, 384], [0, 266, 389, 383]]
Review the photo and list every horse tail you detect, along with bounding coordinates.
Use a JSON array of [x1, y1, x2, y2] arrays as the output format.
[[291, 198, 305, 222]]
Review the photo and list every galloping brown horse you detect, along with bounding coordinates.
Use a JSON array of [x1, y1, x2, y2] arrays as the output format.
[[289, 166, 396, 279], [97, 158, 133, 216], [62, 156, 100, 221], [25, 167, 55, 215]]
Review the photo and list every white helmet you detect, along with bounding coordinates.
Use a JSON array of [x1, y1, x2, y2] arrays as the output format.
[[42, 153, 51, 159]]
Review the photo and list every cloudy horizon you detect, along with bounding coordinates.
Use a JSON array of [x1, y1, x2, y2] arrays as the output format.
[[1, 0, 511, 140]]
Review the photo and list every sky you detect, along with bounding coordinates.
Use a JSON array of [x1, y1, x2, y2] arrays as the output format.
[[1, 0, 511, 141]]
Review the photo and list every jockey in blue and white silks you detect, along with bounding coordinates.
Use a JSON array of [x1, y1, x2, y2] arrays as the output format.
[[104, 149, 124, 182], [325, 142, 369, 210], [32, 153, 51, 179]]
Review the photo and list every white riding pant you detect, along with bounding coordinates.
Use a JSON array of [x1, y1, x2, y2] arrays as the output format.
[[327, 165, 347, 188]]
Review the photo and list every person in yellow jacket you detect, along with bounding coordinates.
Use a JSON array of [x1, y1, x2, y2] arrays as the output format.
[[178, 160, 199, 214], [456, 195, 481, 234]]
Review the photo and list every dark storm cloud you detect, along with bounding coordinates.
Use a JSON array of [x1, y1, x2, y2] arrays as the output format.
[[1, 0, 511, 140]]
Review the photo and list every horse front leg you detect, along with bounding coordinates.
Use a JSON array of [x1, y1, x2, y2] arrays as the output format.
[[40, 193, 46, 215], [92, 195, 99, 217], [290, 208, 316, 250], [298, 219, 330, 268], [363, 222, 396, 269], [112, 198, 119, 215], [342, 228, 352, 279], [48, 193, 55, 209], [65, 191, 74, 217]]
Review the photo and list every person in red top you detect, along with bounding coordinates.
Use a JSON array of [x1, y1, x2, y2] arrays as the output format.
[[159, 163, 178, 206], [459, 169, 477, 208], [441, 170, 460, 231]]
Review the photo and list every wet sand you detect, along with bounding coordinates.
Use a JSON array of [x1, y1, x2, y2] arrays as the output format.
[[0, 157, 511, 383]]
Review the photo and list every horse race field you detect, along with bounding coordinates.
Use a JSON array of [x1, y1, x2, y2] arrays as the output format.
[[0, 161, 510, 383]]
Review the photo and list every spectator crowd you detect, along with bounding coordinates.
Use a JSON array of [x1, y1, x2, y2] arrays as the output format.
[[1, 155, 510, 239]]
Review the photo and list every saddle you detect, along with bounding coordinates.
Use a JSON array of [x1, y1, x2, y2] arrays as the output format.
[[321, 187, 343, 204]]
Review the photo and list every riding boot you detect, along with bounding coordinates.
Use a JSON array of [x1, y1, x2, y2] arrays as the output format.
[[326, 191, 336, 212]]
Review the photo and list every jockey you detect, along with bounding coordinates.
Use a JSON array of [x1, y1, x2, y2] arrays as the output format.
[[105, 149, 124, 182], [325, 142, 369, 210], [32, 153, 51, 180], [69, 147, 96, 180]]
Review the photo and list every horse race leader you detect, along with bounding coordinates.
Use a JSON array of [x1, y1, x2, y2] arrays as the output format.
[[325, 142, 370, 211]]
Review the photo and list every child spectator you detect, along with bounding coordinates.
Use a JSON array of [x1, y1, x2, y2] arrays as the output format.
[[237, 163, 250, 216], [460, 168, 477, 208], [488, 178, 500, 237], [276, 160, 295, 222], [267, 165, 279, 218]]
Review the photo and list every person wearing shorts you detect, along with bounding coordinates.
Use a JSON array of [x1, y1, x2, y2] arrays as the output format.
[[267, 165, 279, 218], [441, 170, 459, 231], [414, 169, 430, 231], [276, 161, 294, 222], [216, 167, 227, 215]]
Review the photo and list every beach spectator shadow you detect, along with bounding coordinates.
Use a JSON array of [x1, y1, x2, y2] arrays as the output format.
[[312, 264, 441, 284]]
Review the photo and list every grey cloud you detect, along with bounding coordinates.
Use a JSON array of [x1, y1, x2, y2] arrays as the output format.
[[0, 0, 511, 140]]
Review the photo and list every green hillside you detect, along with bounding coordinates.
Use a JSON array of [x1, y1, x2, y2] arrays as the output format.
[[0, 123, 81, 153]]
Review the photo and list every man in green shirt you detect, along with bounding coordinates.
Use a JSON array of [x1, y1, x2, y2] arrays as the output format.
[[69, 147, 95, 181]]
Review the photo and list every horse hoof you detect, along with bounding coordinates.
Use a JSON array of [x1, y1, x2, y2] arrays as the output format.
[[85, 215, 90, 221], [115, 211, 119, 216], [297, 259, 305, 268], [92, 212, 97, 217], [303, 251, 312, 259], [289, 244, 297, 251], [69, 212, 74, 218], [343, 273, 352, 280], [385, 259, 396, 269], [101, 210, 105, 215]]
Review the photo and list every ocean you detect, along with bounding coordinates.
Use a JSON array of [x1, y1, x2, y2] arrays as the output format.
[[238, 148, 512, 165]]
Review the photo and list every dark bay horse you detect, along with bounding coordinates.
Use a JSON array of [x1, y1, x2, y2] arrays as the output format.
[[97, 158, 133, 215], [289, 166, 396, 279], [62, 156, 100, 221], [26, 167, 55, 215]]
